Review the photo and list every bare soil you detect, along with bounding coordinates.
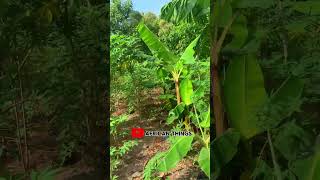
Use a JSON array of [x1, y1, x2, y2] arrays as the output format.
[[111, 88, 205, 180]]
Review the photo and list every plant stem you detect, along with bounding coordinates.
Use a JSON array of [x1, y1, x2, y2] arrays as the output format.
[[267, 130, 282, 180], [211, 12, 238, 137], [174, 80, 181, 104], [193, 105, 206, 147], [18, 58, 29, 171]]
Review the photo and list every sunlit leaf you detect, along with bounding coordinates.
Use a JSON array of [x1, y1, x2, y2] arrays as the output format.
[[198, 147, 210, 177], [158, 134, 194, 172], [180, 35, 200, 64], [137, 22, 178, 70], [166, 103, 185, 124], [180, 78, 193, 105]]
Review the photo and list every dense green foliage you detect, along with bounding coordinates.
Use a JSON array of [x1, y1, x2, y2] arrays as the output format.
[[110, 0, 210, 179], [211, 0, 320, 179], [0, 0, 108, 178], [163, 0, 320, 179]]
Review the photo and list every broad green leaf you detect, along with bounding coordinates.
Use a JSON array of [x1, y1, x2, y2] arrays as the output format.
[[158, 134, 194, 172], [290, 144, 320, 180], [166, 103, 185, 124], [137, 22, 178, 69], [233, 0, 276, 9], [160, 0, 209, 23], [224, 55, 268, 139], [160, 0, 197, 23], [200, 106, 210, 128], [224, 14, 248, 51], [180, 78, 193, 105], [213, 0, 232, 27], [242, 28, 268, 53], [180, 35, 200, 64], [198, 147, 210, 177], [292, 1, 320, 15], [212, 129, 241, 179]]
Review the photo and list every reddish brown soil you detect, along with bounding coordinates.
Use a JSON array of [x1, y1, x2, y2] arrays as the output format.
[[111, 88, 203, 180]]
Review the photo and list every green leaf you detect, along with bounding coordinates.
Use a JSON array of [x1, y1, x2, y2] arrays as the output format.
[[180, 35, 200, 64], [213, 0, 232, 27], [158, 134, 194, 172], [290, 144, 320, 180], [285, 20, 310, 34], [160, 0, 197, 23], [212, 129, 241, 179], [159, 94, 175, 100], [166, 103, 186, 124], [233, 0, 276, 9], [274, 121, 312, 161], [198, 147, 210, 177], [224, 14, 248, 51], [157, 68, 168, 80], [224, 55, 268, 139], [200, 106, 210, 128], [252, 159, 274, 180], [292, 1, 320, 15], [137, 22, 178, 69], [270, 76, 304, 124], [180, 78, 194, 105], [160, 0, 209, 23]]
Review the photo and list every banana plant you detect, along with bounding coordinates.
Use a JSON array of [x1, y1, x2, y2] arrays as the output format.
[[138, 22, 200, 105], [138, 22, 210, 178]]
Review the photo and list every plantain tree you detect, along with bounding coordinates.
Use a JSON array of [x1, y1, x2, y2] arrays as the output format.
[[138, 22, 210, 179]]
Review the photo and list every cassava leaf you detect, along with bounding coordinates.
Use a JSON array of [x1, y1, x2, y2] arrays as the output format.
[[157, 134, 194, 172], [224, 55, 268, 139]]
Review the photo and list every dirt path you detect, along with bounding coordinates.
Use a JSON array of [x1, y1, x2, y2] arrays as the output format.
[[112, 88, 204, 180]]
